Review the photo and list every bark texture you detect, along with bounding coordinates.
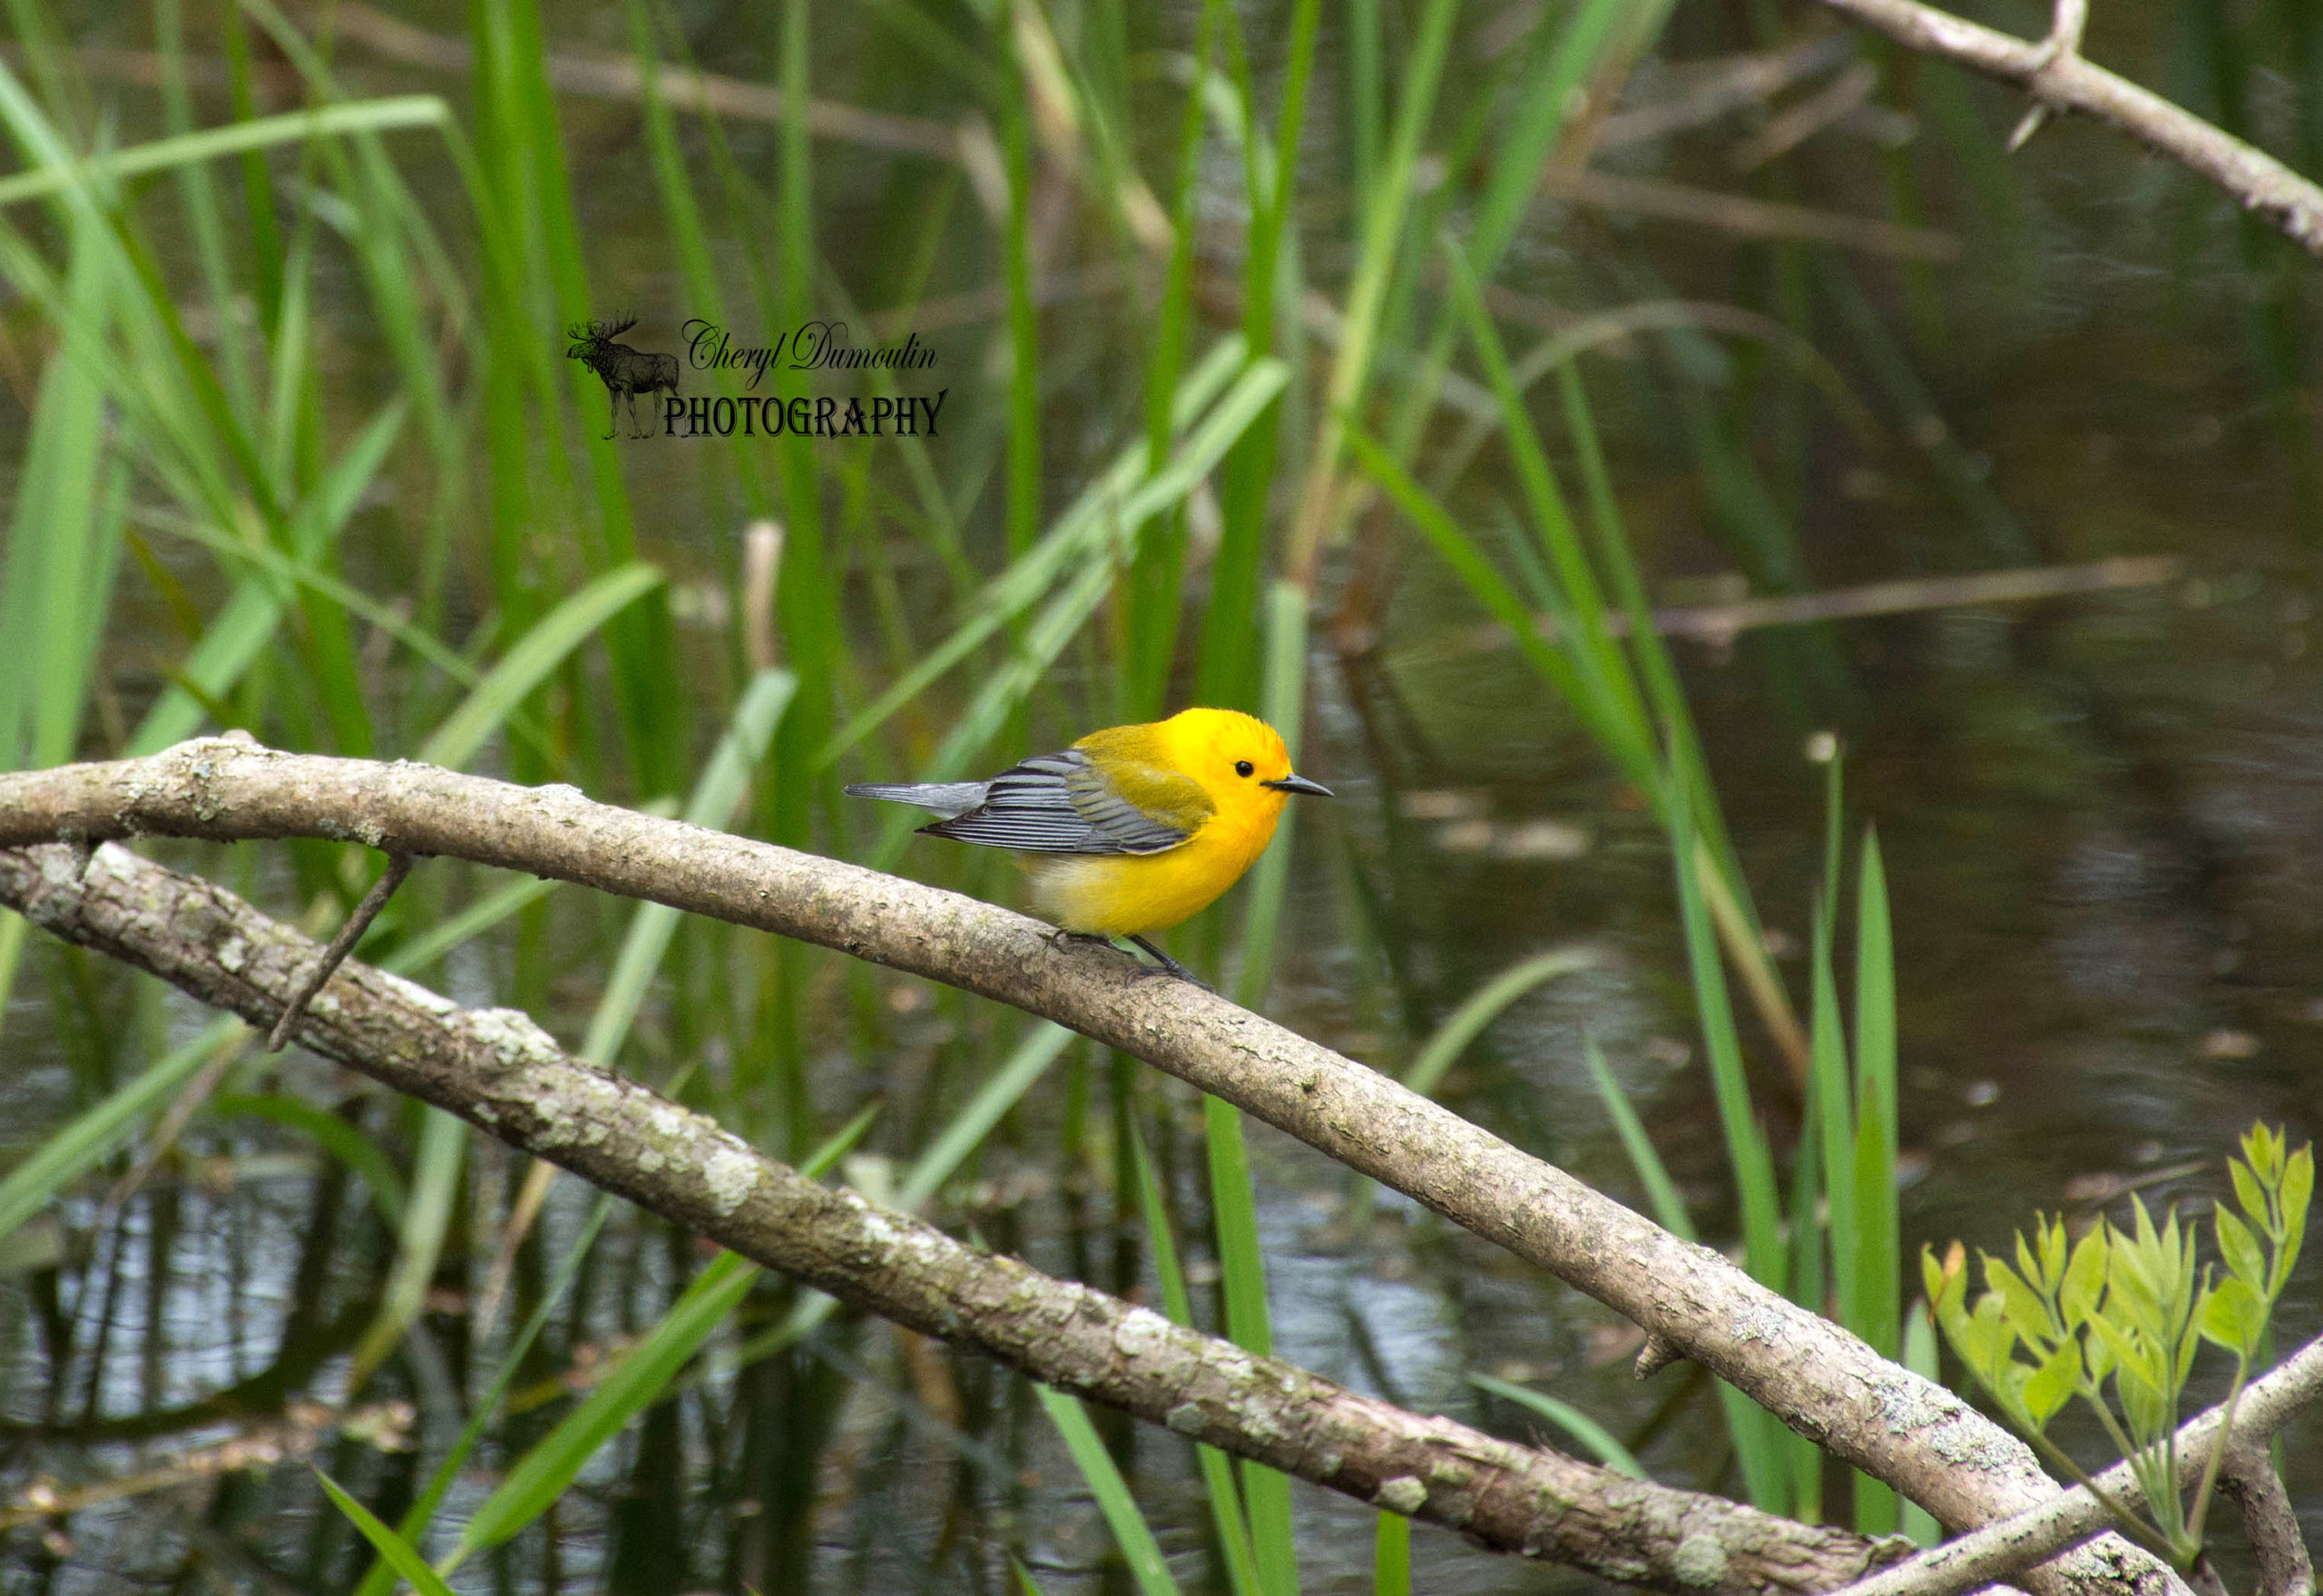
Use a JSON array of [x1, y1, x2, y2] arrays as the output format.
[[0, 740, 2181, 1596], [0, 839, 1906, 1594]]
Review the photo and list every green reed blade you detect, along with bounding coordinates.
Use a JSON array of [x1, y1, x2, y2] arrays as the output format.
[[0, 206, 111, 776], [1901, 1302, 1944, 1546], [1230, 580, 1310, 1007], [1405, 947, 1598, 1100], [721, 1026, 1069, 1373], [1851, 829, 1902, 1367], [1122, 0, 1216, 721], [1666, 769, 1792, 1513], [213, 1092, 407, 1229], [1581, 1034, 1692, 1241], [132, 398, 407, 755], [819, 335, 1251, 765], [1279, 0, 1456, 589], [1348, 425, 1624, 762], [449, 1250, 760, 1566], [0, 1016, 234, 1246], [1439, 244, 1655, 779], [1128, 1115, 1259, 1596], [1373, 1508, 1409, 1596], [316, 1469, 458, 1596], [0, 97, 450, 211], [348, 1104, 466, 1390], [1192, 0, 1318, 712], [1201, 1088, 1298, 1593], [1036, 1383, 1182, 1596], [581, 670, 794, 1070], [1469, 1373, 1649, 1479]]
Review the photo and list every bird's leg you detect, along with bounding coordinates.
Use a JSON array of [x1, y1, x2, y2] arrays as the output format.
[[1049, 928, 1113, 952], [1125, 935, 1214, 994]]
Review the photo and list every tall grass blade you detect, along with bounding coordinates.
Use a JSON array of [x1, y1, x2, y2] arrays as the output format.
[[1667, 778, 1789, 1511], [132, 399, 409, 755], [821, 338, 1259, 764], [1849, 829, 1901, 1533], [582, 669, 794, 1067], [0, 205, 117, 1015], [1902, 1302, 1943, 1546], [1193, 0, 1320, 711], [1405, 946, 1596, 1100], [1281, 0, 1458, 588], [417, 563, 664, 770], [316, 1470, 458, 1596], [726, 1024, 1072, 1369], [1468, 1373, 1649, 1479], [1373, 1508, 1410, 1596], [1202, 1091, 1298, 1594], [348, 1105, 466, 1389], [1581, 1034, 1692, 1239]]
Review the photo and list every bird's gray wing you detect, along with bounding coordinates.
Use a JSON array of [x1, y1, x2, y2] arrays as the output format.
[[916, 749, 1199, 855]]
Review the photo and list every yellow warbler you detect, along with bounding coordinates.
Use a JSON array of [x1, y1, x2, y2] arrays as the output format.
[[845, 708, 1331, 981]]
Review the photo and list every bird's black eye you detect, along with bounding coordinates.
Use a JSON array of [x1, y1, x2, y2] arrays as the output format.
[[1234, 759, 1255, 778]]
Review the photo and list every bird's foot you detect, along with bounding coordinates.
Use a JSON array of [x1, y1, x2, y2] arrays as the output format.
[[1126, 935, 1215, 994], [1046, 928, 1216, 993]]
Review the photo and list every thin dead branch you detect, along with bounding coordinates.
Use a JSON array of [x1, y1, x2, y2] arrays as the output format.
[[265, 851, 413, 1051], [1811, 0, 2323, 257]]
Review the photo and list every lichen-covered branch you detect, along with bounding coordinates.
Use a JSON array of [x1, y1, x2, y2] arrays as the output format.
[[0, 740, 2179, 1596], [2217, 1436, 2315, 1596], [1810, 0, 2323, 259], [0, 839, 1905, 1593]]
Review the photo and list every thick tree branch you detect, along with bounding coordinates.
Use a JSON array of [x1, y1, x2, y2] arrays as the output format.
[[0, 740, 2179, 1596], [0, 839, 1906, 1593], [1809, 0, 2323, 259], [1833, 1336, 2323, 1596]]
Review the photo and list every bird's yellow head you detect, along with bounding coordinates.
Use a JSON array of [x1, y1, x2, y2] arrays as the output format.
[[1155, 708, 1332, 811]]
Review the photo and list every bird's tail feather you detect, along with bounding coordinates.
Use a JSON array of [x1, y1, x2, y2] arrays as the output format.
[[842, 780, 992, 820]]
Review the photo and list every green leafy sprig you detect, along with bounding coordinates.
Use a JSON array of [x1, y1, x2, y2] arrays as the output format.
[[1922, 1123, 2311, 1573]]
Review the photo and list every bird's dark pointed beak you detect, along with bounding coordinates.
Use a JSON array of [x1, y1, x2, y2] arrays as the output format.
[[1262, 773, 1333, 798]]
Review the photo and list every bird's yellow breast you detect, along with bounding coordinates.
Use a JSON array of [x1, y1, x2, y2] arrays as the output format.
[[1023, 781, 1286, 936]]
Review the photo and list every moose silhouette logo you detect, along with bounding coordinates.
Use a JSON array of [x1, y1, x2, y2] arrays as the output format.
[[564, 316, 680, 438]]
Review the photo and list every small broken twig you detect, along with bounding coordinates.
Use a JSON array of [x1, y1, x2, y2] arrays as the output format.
[[266, 853, 415, 1052], [2007, 0, 2091, 150]]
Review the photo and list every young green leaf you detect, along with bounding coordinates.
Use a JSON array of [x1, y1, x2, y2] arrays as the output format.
[[2280, 1143, 2312, 1268], [2060, 1227, 2107, 1331], [1980, 1253, 2056, 1349], [2231, 1154, 2270, 1230], [2021, 1338, 2081, 1429], [2213, 1209, 2266, 1297], [2199, 1277, 2265, 1360]]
